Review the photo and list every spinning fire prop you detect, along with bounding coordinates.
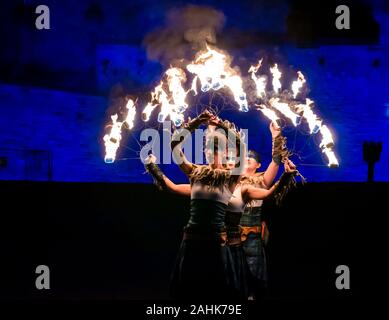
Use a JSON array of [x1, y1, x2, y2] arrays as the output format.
[[103, 45, 339, 168]]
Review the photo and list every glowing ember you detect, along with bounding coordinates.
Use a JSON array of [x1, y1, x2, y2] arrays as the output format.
[[291, 71, 306, 99], [270, 63, 282, 94]]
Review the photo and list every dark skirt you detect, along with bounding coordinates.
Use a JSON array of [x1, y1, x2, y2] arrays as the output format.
[[227, 242, 250, 299], [225, 211, 250, 299], [240, 207, 268, 297], [242, 232, 267, 287], [169, 231, 237, 301]]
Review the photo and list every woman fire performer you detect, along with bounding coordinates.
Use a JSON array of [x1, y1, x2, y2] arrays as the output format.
[[167, 109, 246, 300], [144, 116, 297, 299], [144, 152, 296, 299]]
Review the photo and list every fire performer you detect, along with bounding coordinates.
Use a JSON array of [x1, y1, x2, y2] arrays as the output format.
[[167, 109, 245, 300], [144, 118, 297, 299], [145, 152, 296, 299], [239, 127, 292, 300]]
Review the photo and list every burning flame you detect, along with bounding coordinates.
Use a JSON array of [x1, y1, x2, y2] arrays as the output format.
[[270, 64, 282, 94], [103, 114, 123, 163], [124, 98, 136, 129], [257, 104, 280, 123], [103, 99, 137, 163], [186, 45, 248, 112], [166, 67, 188, 114], [319, 125, 339, 167], [291, 71, 306, 99], [142, 102, 158, 122], [322, 147, 339, 168], [269, 98, 300, 126], [295, 98, 322, 134], [249, 59, 267, 98], [319, 125, 334, 149], [103, 46, 339, 168]]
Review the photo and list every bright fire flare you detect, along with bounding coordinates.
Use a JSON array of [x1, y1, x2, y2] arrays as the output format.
[[270, 64, 282, 94], [269, 98, 300, 126], [142, 102, 158, 122], [295, 98, 322, 133], [319, 125, 334, 149], [249, 59, 267, 98], [166, 67, 188, 114], [186, 45, 248, 112], [123, 98, 136, 129], [257, 104, 280, 123], [103, 114, 123, 163], [322, 148, 339, 168], [291, 71, 306, 99]]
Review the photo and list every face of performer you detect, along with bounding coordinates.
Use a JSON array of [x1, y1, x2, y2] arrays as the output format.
[[244, 156, 261, 174], [205, 132, 227, 169], [226, 147, 238, 169]]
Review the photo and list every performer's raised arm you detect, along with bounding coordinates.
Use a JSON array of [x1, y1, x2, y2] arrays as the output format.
[[171, 110, 213, 176], [262, 121, 289, 188], [144, 154, 191, 197], [242, 158, 297, 202]]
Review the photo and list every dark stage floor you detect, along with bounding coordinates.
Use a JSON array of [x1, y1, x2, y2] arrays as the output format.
[[0, 180, 385, 301]]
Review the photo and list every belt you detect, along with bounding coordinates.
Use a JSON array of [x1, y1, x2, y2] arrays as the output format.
[[183, 231, 227, 246], [240, 221, 268, 242]]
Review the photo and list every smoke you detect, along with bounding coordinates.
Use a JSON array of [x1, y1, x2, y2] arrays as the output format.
[[143, 5, 226, 66]]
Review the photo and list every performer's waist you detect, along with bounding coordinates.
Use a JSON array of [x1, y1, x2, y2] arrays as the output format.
[[183, 226, 227, 245]]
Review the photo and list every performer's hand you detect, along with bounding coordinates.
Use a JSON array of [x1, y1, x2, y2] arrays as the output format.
[[145, 154, 157, 165], [208, 115, 222, 126], [284, 158, 296, 173], [270, 121, 281, 138], [198, 110, 214, 123]]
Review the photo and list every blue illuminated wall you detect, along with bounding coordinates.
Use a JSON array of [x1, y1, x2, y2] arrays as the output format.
[[0, 1, 388, 182]]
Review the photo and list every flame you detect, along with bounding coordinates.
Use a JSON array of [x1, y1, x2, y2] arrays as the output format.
[[322, 148, 339, 168], [166, 67, 188, 114], [142, 102, 158, 122], [123, 98, 136, 129], [186, 45, 248, 111], [269, 98, 300, 126], [103, 114, 123, 163], [249, 59, 267, 98], [295, 98, 322, 133], [142, 68, 188, 127], [270, 64, 282, 94], [291, 71, 306, 99], [318, 125, 338, 167], [257, 104, 280, 123], [191, 76, 198, 95], [319, 125, 334, 149]]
